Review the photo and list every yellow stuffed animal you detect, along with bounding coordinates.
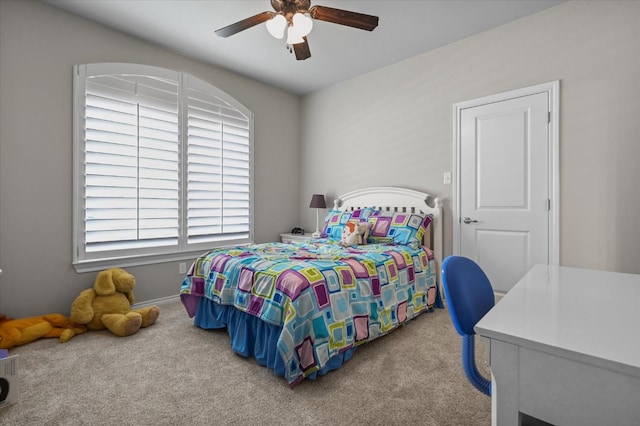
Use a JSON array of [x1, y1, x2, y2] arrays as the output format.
[[70, 268, 159, 337], [0, 313, 86, 349]]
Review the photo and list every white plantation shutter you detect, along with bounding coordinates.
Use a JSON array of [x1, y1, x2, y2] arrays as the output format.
[[84, 74, 180, 252], [187, 82, 250, 243], [73, 64, 253, 270]]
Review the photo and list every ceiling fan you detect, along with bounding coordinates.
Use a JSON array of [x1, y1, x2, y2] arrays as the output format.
[[215, 0, 379, 61]]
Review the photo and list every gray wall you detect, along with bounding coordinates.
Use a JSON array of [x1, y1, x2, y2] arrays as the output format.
[[0, 0, 301, 317], [299, 1, 640, 274], [2, 0, 639, 317]]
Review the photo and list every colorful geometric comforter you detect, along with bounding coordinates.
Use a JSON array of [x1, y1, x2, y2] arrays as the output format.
[[180, 239, 441, 385]]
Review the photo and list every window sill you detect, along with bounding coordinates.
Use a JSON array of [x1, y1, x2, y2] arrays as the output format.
[[73, 250, 214, 273]]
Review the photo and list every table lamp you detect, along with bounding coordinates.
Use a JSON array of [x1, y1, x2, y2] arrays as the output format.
[[309, 194, 326, 238]]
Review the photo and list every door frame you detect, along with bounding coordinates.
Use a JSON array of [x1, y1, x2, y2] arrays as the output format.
[[452, 81, 560, 266]]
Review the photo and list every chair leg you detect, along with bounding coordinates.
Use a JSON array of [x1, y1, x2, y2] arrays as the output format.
[[462, 334, 492, 396]]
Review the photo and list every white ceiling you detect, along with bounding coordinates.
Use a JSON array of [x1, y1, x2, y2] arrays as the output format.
[[44, 0, 565, 95]]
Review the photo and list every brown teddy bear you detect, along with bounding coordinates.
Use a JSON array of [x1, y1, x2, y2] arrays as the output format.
[[70, 268, 159, 337]]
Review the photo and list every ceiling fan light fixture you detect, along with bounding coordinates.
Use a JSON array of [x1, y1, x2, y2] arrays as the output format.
[[266, 14, 287, 39], [292, 13, 313, 37], [286, 25, 305, 45]]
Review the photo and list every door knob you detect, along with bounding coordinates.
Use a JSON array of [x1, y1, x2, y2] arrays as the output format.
[[463, 217, 478, 224]]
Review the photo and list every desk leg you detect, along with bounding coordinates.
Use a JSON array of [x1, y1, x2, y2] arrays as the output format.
[[490, 339, 519, 426]]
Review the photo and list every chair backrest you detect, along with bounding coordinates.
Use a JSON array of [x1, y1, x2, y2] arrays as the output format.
[[441, 256, 495, 336]]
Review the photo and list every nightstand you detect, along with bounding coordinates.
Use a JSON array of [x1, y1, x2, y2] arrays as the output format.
[[280, 233, 314, 243]]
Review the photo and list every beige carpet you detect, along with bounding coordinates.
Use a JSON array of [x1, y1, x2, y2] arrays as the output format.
[[0, 299, 491, 425]]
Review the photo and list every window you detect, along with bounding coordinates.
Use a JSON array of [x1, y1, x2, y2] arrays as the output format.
[[73, 63, 253, 272]]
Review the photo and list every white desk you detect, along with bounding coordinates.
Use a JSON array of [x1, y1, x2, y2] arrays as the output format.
[[475, 265, 640, 426]]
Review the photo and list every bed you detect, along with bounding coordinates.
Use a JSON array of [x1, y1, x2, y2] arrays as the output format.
[[180, 186, 443, 387]]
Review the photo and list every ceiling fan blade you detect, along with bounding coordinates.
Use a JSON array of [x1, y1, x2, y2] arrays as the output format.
[[215, 11, 275, 38], [293, 37, 311, 61], [309, 5, 379, 31]]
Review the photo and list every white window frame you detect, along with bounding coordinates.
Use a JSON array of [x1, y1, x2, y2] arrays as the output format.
[[73, 63, 254, 273]]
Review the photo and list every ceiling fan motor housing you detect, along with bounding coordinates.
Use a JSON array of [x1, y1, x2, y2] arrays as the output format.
[[271, 0, 311, 14]]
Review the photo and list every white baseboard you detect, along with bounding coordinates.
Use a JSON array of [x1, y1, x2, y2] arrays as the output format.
[[132, 294, 180, 309]]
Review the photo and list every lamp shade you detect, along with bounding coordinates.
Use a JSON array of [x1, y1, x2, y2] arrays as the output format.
[[292, 13, 313, 37], [266, 14, 287, 39], [309, 194, 326, 209], [286, 25, 304, 45]]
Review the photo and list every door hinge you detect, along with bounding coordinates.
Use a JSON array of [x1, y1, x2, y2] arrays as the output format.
[[548, 112, 551, 123], [546, 199, 551, 211]]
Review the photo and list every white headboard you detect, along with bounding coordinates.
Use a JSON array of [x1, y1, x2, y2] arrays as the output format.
[[333, 186, 443, 273]]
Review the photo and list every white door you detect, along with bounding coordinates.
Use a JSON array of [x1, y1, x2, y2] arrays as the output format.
[[455, 83, 559, 293]]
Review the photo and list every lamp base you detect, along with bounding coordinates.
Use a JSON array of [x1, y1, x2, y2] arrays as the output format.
[[312, 231, 321, 238]]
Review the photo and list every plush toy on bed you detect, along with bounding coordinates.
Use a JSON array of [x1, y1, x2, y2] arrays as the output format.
[[340, 220, 371, 247], [70, 268, 160, 337], [0, 313, 87, 349]]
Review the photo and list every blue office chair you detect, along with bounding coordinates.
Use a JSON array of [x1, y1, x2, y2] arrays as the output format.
[[441, 256, 495, 396]]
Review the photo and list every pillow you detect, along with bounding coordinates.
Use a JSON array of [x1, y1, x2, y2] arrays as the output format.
[[321, 208, 378, 240], [321, 210, 352, 239], [349, 207, 377, 221], [367, 212, 433, 245]]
